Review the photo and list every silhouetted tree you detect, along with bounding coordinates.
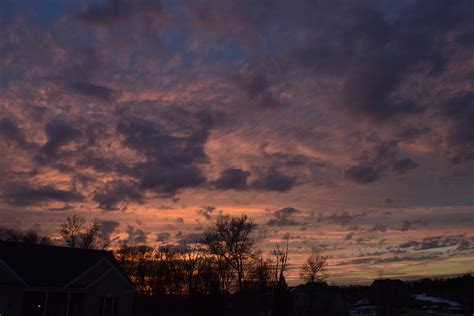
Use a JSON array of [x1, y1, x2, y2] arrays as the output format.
[[247, 254, 274, 292], [181, 243, 205, 295], [272, 238, 292, 316], [59, 215, 84, 248], [59, 215, 110, 249], [204, 214, 257, 292], [116, 244, 155, 295], [300, 252, 328, 283], [79, 218, 102, 249], [0, 227, 52, 245], [274, 237, 289, 288]]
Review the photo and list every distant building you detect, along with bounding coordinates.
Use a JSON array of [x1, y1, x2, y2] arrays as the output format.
[[291, 282, 347, 316], [0, 241, 135, 316], [370, 279, 409, 310]]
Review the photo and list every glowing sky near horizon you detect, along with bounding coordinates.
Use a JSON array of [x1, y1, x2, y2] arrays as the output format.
[[0, 0, 473, 284]]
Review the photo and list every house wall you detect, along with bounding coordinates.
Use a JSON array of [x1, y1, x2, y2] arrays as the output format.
[[0, 289, 23, 316], [84, 269, 134, 316]]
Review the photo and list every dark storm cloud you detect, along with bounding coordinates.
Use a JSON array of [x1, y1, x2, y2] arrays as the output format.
[[266, 207, 301, 226], [252, 169, 296, 192], [100, 220, 120, 241], [337, 1, 473, 122], [345, 142, 419, 184], [116, 113, 212, 194], [392, 158, 419, 174], [341, 63, 423, 122], [38, 120, 82, 159], [238, 68, 283, 108], [2, 184, 84, 206], [77, 0, 164, 26], [93, 180, 144, 211], [0, 118, 28, 147], [344, 164, 381, 184], [138, 167, 205, 194], [70, 81, 115, 101], [126, 225, 147, 244], [214, 168, 249, 190]]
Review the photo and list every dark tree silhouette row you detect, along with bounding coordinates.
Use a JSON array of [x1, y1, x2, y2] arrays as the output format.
[[0, 214, 327, 296]]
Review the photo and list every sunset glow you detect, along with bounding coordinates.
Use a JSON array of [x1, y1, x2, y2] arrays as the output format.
[[1, 0, 473, 286]]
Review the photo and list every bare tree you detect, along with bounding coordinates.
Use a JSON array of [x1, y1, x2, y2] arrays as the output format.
[[300, 252, 328, 284], [79, 218, 101, 249], [204, 214, 257, 292], [273, 237, 289, 288], [378, 268, 384, 280], [181, 243, 204, 295], [248, 254, 274, 292], [116, 244, 155, 295], [59, 215, 109, 249], [0, 227, 52, 245], [60, 215, 84, 248]]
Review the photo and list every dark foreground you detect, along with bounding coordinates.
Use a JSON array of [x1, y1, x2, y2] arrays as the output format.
[[132, 274, 474, 316]]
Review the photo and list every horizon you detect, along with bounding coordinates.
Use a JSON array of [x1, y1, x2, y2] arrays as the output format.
[[0, 0, 473, 286]]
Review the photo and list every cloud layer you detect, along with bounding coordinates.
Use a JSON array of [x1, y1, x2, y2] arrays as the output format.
[[0, 0, 473, 284]]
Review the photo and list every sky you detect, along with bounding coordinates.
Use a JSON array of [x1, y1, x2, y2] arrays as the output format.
[[0, 0, 473, 285]]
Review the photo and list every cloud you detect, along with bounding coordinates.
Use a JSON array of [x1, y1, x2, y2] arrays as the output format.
[[266, 207, 301, 226], [368, 224, 389, 233], [321, 211, 370, 226], [336, 253, 443, 266], [237, 67, 283, 108], [393, 158, 419, 174], [176, 232, 205, 247], [398, 219, 428, 232], [0, 118, 28, 148], [2, 183, 84, 206], [252, 169, 296, 192], [342, 65, 423, 122], [398, 235, 471, 250], [76, 0, 164, 27], [37, 119, 82, 160], [93, 180, 144, 211], [214, 168, 249, 190], [442, 92, 474, 163], [116, 114, 213, 194], [100, 220, 120, 241], [70, 81, 115, 101], [156, 232, 171, 242], [126, 225, 147, 244], [344, 164, 381, 184], [196, 205, 216, 221]]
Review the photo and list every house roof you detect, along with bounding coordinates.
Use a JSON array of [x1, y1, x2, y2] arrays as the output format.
[[0, 241, 134, 289]]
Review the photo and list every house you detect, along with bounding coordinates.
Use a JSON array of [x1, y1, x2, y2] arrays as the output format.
[[291, 282, 347, 316], [0, 241, 135, 316]]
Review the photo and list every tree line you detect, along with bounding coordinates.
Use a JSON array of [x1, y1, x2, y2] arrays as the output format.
[[0, 214, 328, 296]]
